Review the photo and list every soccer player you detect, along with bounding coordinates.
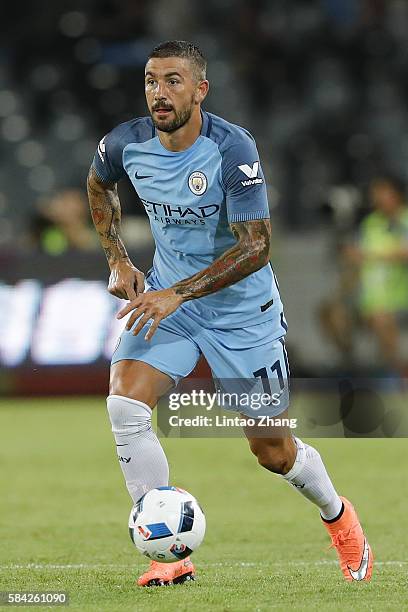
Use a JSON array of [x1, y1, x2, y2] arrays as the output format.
[[87, 40, 373, 586]]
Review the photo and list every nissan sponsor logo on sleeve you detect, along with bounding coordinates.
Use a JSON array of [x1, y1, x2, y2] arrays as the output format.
[[238, 162, 264, 186]]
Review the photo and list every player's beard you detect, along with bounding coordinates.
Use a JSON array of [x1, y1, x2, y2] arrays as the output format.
[[151, 97, 195, 133]]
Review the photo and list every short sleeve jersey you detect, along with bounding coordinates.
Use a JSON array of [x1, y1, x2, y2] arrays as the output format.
[[92, 110, 286, 334]]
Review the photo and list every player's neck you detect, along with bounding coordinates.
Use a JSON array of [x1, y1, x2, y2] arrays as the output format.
[[157, 108, 202, 152]]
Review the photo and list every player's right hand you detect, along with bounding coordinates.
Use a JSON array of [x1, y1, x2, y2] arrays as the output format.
[[107, 260, 145, 300]]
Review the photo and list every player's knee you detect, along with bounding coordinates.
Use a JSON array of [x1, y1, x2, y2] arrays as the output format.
[[107, 395, 151, 436], [109, 362, 154, 407], [109, 362, 138, 397], [249, 439, 295, 475], [109, 376, 144, 402], [109, 360, 173, 408]]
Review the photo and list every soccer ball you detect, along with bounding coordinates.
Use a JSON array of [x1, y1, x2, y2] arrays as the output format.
[[128, 486, 206, 563]]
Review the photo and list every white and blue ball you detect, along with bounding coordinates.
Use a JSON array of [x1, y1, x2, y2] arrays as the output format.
[[128, 486, 206, 563]]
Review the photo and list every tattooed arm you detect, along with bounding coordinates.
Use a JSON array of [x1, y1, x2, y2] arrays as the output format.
[[173, 219, 271, 299], [118, 219, 271, 340], [87, 166, 144, 299]]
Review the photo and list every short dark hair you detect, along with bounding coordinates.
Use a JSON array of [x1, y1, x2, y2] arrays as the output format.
[[147, 40, 207, 81]]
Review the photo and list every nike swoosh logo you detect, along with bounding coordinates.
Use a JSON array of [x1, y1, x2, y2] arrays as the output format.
[[260, 298, 274, 312], [116, 444, 129, 447], [348, 537, 370, 580], [135, 171, 153, 180]]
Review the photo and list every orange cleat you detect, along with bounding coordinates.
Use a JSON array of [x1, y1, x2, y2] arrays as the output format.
[[323, 496, 373, 582], [137, 557, 195, 587]]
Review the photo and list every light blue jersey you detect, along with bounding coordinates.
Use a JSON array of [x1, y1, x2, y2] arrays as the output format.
[[92, 110, 287, 337]]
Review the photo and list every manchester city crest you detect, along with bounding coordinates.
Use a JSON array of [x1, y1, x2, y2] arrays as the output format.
[[188, 171, 207, 195]]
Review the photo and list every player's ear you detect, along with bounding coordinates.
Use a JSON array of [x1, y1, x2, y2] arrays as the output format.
[[195, 80, 209, 104]]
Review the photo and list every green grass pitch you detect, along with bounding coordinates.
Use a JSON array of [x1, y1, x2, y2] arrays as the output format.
[[0, 397, 406, 611]]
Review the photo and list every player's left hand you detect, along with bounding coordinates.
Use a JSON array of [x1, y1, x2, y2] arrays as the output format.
[[117, 288, 184, 340]]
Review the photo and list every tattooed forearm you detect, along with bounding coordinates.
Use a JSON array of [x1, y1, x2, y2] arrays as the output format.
[[87, 166, 129, 265], [173, 219, 271, 300]]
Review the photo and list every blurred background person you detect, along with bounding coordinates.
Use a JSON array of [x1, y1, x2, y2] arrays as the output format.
[[28, 189, 98, 255], [320, 175, 408, 375]]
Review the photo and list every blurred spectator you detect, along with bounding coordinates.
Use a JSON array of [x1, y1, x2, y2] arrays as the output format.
[[4, 1, 408, 232], [28, 189, 97, 255], [319, 175, 408, 373]]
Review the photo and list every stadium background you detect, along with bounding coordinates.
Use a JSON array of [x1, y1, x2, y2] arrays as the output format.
[[2, 0, 408, 393], [1, 2, 408, 610]]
